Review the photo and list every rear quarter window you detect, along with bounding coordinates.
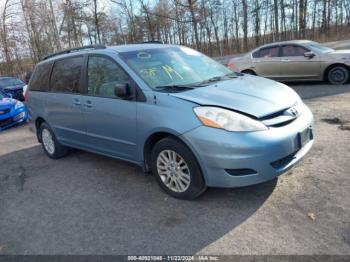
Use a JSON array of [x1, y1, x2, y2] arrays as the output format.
[[29, 62, 53, 92]]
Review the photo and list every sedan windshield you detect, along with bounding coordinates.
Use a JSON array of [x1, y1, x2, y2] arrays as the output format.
[[0, 78, 24, 87], [304, 41, 334, 53], [119, 46, 233, 90]]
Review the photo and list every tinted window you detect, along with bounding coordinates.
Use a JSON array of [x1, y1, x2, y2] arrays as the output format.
[[50, 56, 83, 93], [87, 56, 129, 98], [252, 46, 280, 58], [29, 62, 52, 91], [281, 45, 309, 57]]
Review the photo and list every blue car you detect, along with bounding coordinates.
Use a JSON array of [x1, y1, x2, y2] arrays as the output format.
[[0, 91, 28, 131], [0, 77, 25, 101], [27, 44, 314, 199]]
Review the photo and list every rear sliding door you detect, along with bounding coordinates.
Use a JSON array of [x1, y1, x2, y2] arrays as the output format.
[[46, 56, 88, 147]]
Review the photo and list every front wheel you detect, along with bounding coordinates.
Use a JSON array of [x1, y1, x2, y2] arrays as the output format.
[[151, 137, 206, 200], [327, 66, 349, 85], [39, 122, 68, 159]]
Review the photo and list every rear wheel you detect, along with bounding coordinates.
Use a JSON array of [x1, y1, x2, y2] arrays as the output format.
[[327, 65, 349, 85], [39, 122, 68, 159], [241, 69, 256, 75], [151, 137, 206, 200]]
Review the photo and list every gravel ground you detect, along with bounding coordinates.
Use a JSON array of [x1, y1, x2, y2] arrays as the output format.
[[0, 84, 349, 255]]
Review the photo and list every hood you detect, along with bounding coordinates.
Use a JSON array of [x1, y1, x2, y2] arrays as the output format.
[[326, 50, 350, 59], [0, 97, 16, 109], [331, 50, 350, 55], [170, 75, 299, 118]]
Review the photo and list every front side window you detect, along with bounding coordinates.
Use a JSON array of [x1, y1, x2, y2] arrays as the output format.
[[119, 47, 232, 90], [281, 45, 309, 57], [87, 56, 130, 98], [50, 56, 83, 93], [253, 46, 280, 58]]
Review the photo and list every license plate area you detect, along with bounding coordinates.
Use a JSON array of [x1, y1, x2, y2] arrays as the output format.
[[298, 127, 313, 149]]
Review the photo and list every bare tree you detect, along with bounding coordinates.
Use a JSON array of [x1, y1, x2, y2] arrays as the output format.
[[242, 0, 248, 51]]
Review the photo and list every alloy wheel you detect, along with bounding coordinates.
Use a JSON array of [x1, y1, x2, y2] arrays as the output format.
[[156, 150, 191, 193], [42, 128, 55, 155]]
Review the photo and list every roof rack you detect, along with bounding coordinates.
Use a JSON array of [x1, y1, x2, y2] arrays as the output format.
[[141, 40, 164, 44], [42, 44, 106, 60]]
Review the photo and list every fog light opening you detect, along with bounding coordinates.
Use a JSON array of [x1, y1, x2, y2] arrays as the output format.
[[225, 168, 257, 176]]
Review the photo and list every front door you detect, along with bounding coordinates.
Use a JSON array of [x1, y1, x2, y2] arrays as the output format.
[[279, 44, 321, 80], [82, 55, 138, 161]]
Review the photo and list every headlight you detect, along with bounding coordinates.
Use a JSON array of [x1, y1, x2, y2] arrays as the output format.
[[14, 101, 24, 110], [193, 106, 268, 132]]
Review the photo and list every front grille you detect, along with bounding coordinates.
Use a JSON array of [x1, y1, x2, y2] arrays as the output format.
[[268, 119, 295, 127], [0, 117, 13, 128], [0, 108, 11, 115], [270, 151, 298, 170], [260, 108, 297, 127]]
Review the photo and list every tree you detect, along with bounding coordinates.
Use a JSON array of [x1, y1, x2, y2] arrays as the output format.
[[242, 0, 248, 51]]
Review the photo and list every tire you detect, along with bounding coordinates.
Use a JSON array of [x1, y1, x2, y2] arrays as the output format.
[[327, 65, 349, 85], [150, 137, 207, 200], [39, 122, 68, 159], [242, 69, 256, 75]]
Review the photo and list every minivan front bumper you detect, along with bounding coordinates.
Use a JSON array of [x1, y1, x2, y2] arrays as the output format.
[[180, 105, 314, 188]]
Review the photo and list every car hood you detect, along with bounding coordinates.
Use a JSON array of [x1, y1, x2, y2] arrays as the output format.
[[326, 50, 350, 59], [0, 97, 16, 109], [170, 75, 299, 118]]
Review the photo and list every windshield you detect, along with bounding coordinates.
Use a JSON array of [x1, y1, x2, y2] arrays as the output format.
[[304, 41, 334, 53], [119, 46, 232, 90], [0, 77, 24, 87]]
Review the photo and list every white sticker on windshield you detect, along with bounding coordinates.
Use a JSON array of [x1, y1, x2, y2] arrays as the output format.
[[137, 52, 152, 59]]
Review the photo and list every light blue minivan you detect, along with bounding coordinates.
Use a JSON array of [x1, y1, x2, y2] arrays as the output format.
[[27, 44, 314, 199]]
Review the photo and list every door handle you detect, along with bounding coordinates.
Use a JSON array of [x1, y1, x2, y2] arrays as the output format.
[[84, 100, 93, 108], [281, 59, 291, 62]]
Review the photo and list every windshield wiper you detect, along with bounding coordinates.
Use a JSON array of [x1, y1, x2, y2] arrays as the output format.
[[155, 72, 242, 91], [154, 84, 195, 92], [194, 72, 240, 86]]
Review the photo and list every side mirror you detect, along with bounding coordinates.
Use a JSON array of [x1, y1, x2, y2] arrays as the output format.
[[304, 51, 315, 59], [114, 83, 132, 99]]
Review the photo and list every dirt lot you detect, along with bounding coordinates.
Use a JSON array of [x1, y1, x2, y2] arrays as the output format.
[[0, 83, 349, 255]]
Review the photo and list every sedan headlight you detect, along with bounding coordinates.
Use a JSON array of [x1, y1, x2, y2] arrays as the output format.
[[193, 106, 267, 132], [14, 101, 24, 110]]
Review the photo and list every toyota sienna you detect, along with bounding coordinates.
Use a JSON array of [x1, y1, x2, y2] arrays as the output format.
[[27, 44, 314, 199]]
